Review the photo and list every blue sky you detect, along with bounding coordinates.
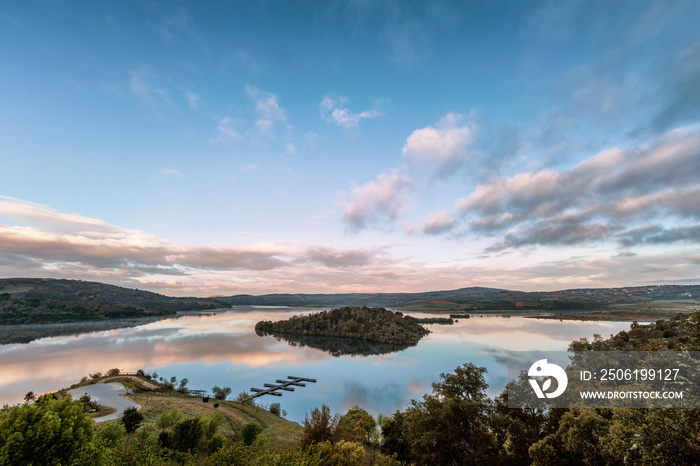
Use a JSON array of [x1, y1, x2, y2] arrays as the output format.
[[1, 1, 699, 296]]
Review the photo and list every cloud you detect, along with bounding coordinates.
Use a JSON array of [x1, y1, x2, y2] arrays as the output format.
[[245, 85, 287, 135], [128, 65, 181, 112], [455, 125, 700, 249], [210, 116, 243, 143], [305, 246, 378, 268], [159, 168, 183, 178], [338, 170, 414, 231], [423, 210, 457, 235], [185, 91, 202, 111], [402, 113, 476, 176], [319, 94, 383, 129]]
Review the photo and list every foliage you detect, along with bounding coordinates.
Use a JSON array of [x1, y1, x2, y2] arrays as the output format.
[[121, 407, 143, 434], [155, 408, 183, 430], [212, 386, 232, 400], [107, 368, 120, 376], [336, 405, 377, 444], [171, 417, 204, 452], [234, 391, 254, 405], [95, 421, 126, 450], [302, 404, 339, 448], [0, 396, 94, 465], [269, 402, 286, 417], [256, 306, 430, 344], [207, 433, 227, 454], [241, 421, 263, 446], [309, 440, 365, 466]]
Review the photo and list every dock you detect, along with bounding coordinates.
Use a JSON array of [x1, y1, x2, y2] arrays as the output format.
[[251, 376, 317, 398]]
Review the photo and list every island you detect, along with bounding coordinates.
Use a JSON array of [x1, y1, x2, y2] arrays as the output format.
[[255, 306, 430, 344]]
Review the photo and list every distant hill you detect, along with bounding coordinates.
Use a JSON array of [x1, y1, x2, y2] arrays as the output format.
[[0, 278, 227, 325], [220, 286, 509, 308], [221, 284, 700, 311]]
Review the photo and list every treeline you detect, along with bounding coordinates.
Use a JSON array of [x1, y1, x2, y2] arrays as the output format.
[[374, 311, 700, 465], [471, 300, 603, 311], [0, 293, 221, 325], [255, 306, 430, 344]]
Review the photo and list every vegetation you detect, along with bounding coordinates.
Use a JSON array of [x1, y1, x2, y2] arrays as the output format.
[[0, 278, 226, 326], [255, 306, 430, 344], [224, 284, 700, 314], [3, 310, 699, 464]]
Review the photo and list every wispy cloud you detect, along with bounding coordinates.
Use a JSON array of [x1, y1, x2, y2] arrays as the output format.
[[159, 168, 183, 178], [338, 169, 414, 231], [245, 85, 287, 136], [210, 116, 243, 143], [320, 94, 383, 129]]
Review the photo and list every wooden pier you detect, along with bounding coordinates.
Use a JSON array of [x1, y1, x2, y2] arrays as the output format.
[[251, 376, 317, 398]]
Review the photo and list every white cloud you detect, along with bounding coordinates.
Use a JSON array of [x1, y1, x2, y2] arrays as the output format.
[[402, 112, 475, 174], [320, 94, 383, 129], [423, 210, 457, 235], [338, 170, 414, 230], [210, 116, 243, 143], [286, 143, 296, 154], [245, 85, 287, 136], [159, 168, 183, 178]]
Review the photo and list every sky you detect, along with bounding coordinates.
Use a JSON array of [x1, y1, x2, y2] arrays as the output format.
[[1, 0, 699, 297]]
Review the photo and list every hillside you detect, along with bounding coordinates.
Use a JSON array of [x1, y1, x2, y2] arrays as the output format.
[[224, 284, 700, 312], [0, 278, 226, 325]]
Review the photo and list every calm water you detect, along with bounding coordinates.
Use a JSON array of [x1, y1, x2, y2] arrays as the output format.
[[0, 307, 634, 423]]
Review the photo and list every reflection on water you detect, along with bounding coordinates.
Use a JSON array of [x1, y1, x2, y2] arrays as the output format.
[[0, 306, 635, 423], [256, 331, 416, 357]]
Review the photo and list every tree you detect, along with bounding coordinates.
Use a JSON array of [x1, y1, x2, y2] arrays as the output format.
[[302, 404, 339, 447], [172, 417, 204, 452], [212, 385, 232, 400], [177, 377, 189, 393], [337, 406, 377, 444], [121, 406, 144, 434], [234, 391, 254, 405], [0, 396, 94, 465], [240, 421, 263, 446], [269, 402, 286, 417], [23, 391, 34, 403], [107, 368, 120, 376]]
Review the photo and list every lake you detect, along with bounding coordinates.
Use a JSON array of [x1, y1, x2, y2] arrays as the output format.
[[0, 307, 635, 423]]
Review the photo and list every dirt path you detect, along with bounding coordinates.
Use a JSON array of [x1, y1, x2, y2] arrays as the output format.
[[190, 399, 247, 425]]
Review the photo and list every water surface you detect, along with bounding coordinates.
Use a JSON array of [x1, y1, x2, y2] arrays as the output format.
[[0, 307, 634, 423]]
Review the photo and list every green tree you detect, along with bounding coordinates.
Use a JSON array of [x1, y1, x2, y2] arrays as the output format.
[[0, 396, 94, 465], [240, 421, 263, 446], [172, 417, 204, 452], [212, 385, 232, 400], [121, 407, 143, 434], [337, 406, 377, 444]]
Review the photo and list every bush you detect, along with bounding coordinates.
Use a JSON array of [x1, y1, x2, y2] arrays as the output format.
[[107, 368, 120, 376], [172, 417, 204, 452], [269, 402, 282, 416], [0, 396, 94, 465], [207, 433, 227, 453], [240, 421, 263, 446], [121, 407, 143, 434], [234, 391, 254, 406]]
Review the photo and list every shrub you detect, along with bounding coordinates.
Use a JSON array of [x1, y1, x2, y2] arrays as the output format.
[[172, 417, 204, 452], [121, 407, 144, 434], [207, 433, 227, 453], [240, 421, 263, 446]]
